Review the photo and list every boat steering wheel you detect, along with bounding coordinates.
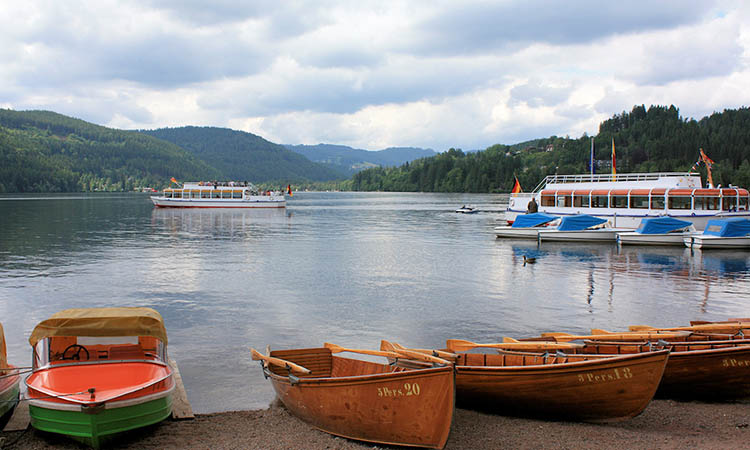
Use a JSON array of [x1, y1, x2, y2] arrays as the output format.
[[62, 344, 90, 361]]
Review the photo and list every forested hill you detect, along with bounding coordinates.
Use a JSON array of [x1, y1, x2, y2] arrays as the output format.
[[351, 105, 750, 193], [144, 127, 345, 182], [285, 143, 436, 176], [0, 109, 220, 192]]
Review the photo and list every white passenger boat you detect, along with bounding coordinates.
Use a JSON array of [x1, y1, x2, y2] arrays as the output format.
[[506, 172, 750, 230], [151, 182, 286, 208], [684, 218, 750, 249], [494, 213, 559, 239], [537, 214, 630, 242], [617, 217, 695, 246]]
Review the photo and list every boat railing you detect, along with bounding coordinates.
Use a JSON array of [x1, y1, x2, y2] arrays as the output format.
[[532, 172, 699, 192]]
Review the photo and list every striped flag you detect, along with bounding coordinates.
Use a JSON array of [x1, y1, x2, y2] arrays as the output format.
[[511, 176, 522, 194], [287, 184, 293, 196]]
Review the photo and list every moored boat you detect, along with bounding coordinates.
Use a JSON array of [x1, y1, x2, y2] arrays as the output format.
[[25, 307, 175, 448], [494, 212, 559, 239], [537, 214, 631, 242], [0, 323, 20, 423], [151, 181, 286, 208], [617, 217, 695, 246], [251, 344, 454, 449], [683, 218, 750, 249], [455, 205, 478, 214], [388, 340, 668, 422]]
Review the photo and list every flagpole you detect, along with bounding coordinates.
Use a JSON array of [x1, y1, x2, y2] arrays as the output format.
[[590, 137, 594, 176]]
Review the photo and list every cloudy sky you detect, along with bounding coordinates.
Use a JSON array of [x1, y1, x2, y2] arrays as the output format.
[[2, 1, 749, 151]]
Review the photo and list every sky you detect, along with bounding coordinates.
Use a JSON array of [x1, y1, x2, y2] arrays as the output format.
[[2, 1, 749, 151]]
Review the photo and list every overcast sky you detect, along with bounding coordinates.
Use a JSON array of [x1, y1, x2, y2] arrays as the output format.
[[2, 1, 749, 151]]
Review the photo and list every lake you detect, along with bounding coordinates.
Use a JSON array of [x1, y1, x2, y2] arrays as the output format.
[[1, 192, 748, 412]]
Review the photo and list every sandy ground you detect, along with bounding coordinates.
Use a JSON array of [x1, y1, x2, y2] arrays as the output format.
[[2, 398, 748, 449]]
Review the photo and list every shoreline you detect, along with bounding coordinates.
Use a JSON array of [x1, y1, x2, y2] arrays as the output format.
[[4, 398, 749, 449]]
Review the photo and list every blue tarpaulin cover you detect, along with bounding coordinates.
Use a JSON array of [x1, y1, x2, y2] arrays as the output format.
[[556, 214, 607, 231], [702, 218, 750, 237], [635, 217, 692, 234], [511, 212, 559, 228]]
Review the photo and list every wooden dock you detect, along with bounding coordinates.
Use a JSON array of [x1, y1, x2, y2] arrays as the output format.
[[3, 359, 193, 432]]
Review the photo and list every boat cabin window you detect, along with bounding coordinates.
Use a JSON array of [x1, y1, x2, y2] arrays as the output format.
[[556, 195, 571, 207], [164, 191, 173, 198], [668, 196, 692, 210], [651, 196, 665, 210], [696, 196, 720, 210], [212, 190, 221, 198], [591, 195, 608, 208], [573, 195, 589, 208], [629, 196, 649, 209], [173, 191, 182, 199], [611, 195, 628, 208], [541, 195, 555, 207], [33, 336, 166, 368], [232, 190, 242, 199], [201, 191, 210, 198], [192, 191, 200, 199], [740, 197, 749, 211]]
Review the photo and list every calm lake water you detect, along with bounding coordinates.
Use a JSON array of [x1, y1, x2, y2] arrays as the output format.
[[1, 192, 749, 412]]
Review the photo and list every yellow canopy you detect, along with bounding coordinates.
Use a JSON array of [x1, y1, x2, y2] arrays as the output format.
[[29, 307, 168, 347], [0, 323, 7, 369]]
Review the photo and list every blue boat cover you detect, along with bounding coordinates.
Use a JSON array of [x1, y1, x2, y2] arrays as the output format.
[[556, 214, 607, 231], [635, 217, 692, 235], [702, 218, 750, 237], [511, 212, 559, 228]]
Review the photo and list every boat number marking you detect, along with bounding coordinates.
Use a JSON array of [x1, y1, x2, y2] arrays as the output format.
[[377, 382, 421, 397], [577, 367, 633, 383], [722, 358, 750, 367]]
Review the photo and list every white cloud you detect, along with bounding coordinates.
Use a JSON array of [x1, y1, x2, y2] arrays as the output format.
[[1, 0, 750, 151]]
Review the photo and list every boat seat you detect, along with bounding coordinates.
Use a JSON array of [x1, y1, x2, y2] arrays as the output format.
[[108, 344, 144, 360]]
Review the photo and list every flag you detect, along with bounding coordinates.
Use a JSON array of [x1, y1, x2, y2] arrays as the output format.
[[511, 176, 522, 194], [611, 138, 616, 175], [170, 177, 178, 184], [287, 184, 293, 196], [700, 148, 715, 166]]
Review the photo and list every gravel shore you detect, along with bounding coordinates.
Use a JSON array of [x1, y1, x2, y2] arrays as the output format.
[[3, 398, 748, 449]]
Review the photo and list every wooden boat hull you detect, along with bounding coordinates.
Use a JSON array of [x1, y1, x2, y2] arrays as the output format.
[[454, 350, 668, 422], [579, 340, 750, 399], [265, 348, 454, 449], [26, 362, 174, 448]]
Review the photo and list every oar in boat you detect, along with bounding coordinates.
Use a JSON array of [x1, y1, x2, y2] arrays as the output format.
[[690, 318, 750, 326], [445, 338, 584, 352], [382, 340, 458, 362], [629, 322, 750, 333], [534, 330, 691, 342], [323, 342, 401, 359], [250, 348, 311, 375], [378, 341, 451, 365]]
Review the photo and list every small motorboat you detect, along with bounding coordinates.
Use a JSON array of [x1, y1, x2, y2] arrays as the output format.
[[25, 307, 175, 448], [537, 214, 631, 242], [617, 217, 695, 245], [252, 343, 454, 449], [684, 218, 750, 249], [494, 212, 559, 239], [455, 205, 478, 214], [0, 323, 20, 423]]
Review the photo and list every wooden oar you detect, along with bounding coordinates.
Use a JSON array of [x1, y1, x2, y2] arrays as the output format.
[[250, 348, 311, 375], [690, 318, 750, 326], [323, 342, 401, 359], [535, 330, 690, 342], [386, 341, 458, 361], [380, 340, 451, 365], [446, 338, 583, 352], [629, 322, 750, 333]]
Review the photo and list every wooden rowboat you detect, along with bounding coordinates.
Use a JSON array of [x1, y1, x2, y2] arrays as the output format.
[[25, 307, 175, 448], [0, 323, 20, 424], [387, 340, 669, 422], [574, 339, 750, 399], [251, 345, 455, 449]]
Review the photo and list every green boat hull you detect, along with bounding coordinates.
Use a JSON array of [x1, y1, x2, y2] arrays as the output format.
[[29, 395, 173, 448]]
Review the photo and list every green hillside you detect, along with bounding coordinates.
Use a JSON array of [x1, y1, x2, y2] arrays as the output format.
[[0, 109, 219, 192], [143, 126, 345, 182], [351, 105, 750, 193]]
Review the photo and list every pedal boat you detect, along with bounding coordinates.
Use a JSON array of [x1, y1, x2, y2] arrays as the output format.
[[252, 344, 454, 449], [0, 323, 20, 423], [25, 307, 174, 448]]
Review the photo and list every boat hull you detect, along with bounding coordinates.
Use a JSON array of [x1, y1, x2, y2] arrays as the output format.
[[684, 235, 750, 249], [494, 227, 543, 239], [537, 229, 624, 242], [617, 232, 691, 245], [0, 366, 20, 421], [265, 348, 454, 449], [454, 351, 668, 422], [151, 196, 285, 208]]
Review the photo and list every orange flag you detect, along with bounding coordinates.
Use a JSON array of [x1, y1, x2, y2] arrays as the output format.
[[611, 138, 616, 175], [511, 176, 522, 194], [170, 177, 179, 184], [287, 184, 293, 196]]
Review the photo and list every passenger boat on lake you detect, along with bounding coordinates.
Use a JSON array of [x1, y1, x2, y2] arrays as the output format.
[[151, 181, 286, 208], [506, 172, 750, 230], [25, 307, 174, 448], [251, 344, 454, 449]]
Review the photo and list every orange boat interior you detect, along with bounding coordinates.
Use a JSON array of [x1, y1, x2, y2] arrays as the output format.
[[41, 336, 162, 363], [267, 348, 414, 379], [579, 339, 750, 355], [455, 351, 606, 368]]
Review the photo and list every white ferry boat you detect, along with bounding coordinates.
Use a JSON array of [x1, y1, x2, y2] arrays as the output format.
[[151, 182, 286, 208], [506, 172, 750, 230]]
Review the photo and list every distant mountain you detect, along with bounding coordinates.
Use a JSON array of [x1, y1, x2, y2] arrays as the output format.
[[285, 144, 436, 176], [0, 109, 220, 192], [144, 127, 347, 182]]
